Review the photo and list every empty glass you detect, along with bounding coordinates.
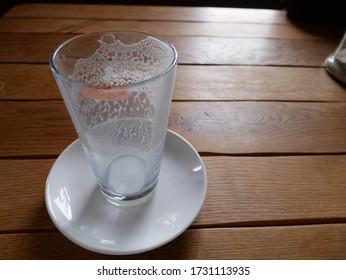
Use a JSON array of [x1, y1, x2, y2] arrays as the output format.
[[50, 30, 178, 204]]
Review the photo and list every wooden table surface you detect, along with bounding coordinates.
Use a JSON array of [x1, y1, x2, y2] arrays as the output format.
[[0, 3, 346, 260]]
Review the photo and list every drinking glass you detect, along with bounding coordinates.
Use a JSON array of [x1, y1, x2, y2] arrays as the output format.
[[325, 30, 346, 83], [50, 30, 178, 204]]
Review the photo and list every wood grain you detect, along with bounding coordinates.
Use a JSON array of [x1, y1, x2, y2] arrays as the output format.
[[1, 101, 346, 157], [4, 4, 290, 24], [0, 34, 71, 64], [174, 65, 346, 101], [1, 224, 345, 259], [0, 156, 345, 232], [201, 156, 346, 226], [0, 160, 55, 232], [75, 21, 344, 40], [1, 18, 343, 40], [171, 102, 346, 154], [1, 2, 346, 260], [170, 36, 336, 66], [0, 64, 59, 100], [1, 64, 345, 101], [0, 18, 93, 33], [0, 34, 337, 66], [0, 101, 76, 157]]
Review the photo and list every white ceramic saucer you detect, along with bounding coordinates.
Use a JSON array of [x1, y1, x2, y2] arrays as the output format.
[[45, 130, 207, 255]]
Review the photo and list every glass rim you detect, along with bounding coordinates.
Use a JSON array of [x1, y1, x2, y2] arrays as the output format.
[[49, 30, 178, 90]]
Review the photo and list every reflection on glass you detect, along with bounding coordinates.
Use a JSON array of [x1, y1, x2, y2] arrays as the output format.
[[193, 165, 202, 172], [325, 31, 346, 83]]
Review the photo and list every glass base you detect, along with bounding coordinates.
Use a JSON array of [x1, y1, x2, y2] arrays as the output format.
[[325, 54, 346, 84], [99, 180, 158, 207]]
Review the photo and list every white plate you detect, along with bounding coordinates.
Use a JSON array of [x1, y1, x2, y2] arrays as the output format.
[[45, 130, 207, 255]]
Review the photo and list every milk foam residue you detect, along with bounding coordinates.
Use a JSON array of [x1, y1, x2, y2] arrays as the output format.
[[69, 33, 170, 86]]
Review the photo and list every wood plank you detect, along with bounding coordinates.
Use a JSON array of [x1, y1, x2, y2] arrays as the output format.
[[1, 18, 343, 40], [201, 156, 346, 226], [1, 224, 346, 259], [1, 101, 346, 156], [0, 160, 56, 231], [2, 2, 345, 262], [171, 35, 336, 66], [0, 18, 93, 33], [0, 34, 337, 66], [174, 65, 346, 101], [0, 156, 345, 232], [0, 101, 76, 157], [170, 102, 346, 154], [0, 64, 59, 100], [1, 64, 345, 101], [0, 34, 71, 64], [4, 4, 290, 24], [75, 21, 344, 40]]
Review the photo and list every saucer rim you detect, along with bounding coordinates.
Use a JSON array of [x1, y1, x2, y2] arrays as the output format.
[[45, 129, 207, 255]]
